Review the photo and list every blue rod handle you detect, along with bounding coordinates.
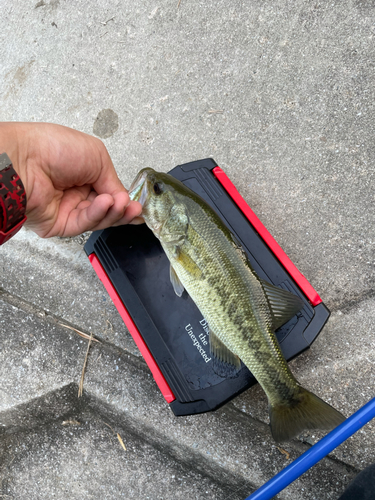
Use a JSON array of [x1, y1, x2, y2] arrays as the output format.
[[245, 397, 375, 500]]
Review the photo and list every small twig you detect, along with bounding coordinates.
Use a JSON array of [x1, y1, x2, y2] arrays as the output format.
[[99, 31, 108, 38], [177, 0, 182, 7], [117, 433, 127, 451], [104, 422, 116, 433], [277, 446, 290, 460], [58, 323, 101, 343], [208, 109, 224, 114], [78, 331, 94, 397], [62, 420, 81, 426], [104, 422, 127, 451]]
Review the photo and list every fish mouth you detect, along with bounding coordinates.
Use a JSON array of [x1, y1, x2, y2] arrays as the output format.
[[128, 170, 149, 206]]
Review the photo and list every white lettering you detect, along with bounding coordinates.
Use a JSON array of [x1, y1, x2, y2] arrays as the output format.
[[184, 321, 211, 364], [199, 318, 210, 335], [198, 333, 207, 345]]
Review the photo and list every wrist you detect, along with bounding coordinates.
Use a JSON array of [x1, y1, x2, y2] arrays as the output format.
[[0, 122, 31, 195], [0, 124, 28, 244]]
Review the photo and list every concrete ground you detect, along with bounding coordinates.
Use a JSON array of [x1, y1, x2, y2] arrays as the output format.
[[1, 1, 374, 499]]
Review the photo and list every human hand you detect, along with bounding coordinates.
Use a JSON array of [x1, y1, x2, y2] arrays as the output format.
[[0, 122, 142, 238]]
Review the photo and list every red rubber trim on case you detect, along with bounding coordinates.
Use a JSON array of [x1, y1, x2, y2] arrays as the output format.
[[89, 253, 176, 403], [212, 166, 322, 306]]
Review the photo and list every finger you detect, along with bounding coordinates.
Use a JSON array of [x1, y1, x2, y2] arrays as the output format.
[[30, 123, 126, 198], [128, 216, 145, 225], [87, 190, 98, 202], [88, 198, 142, 231], [108, 201, 143, 227], [88, 141, 127, 197], [62, 191, 141, 236], [76, 199, 92, 210], [62, 193, 115, 236]]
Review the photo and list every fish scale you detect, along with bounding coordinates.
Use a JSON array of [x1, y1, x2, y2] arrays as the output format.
[[129, 167, 345, 442]]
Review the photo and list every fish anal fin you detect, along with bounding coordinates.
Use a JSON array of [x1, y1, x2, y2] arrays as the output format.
[[169, 265, 185, 297], [260, 279, 304, 331], [209, 329, 241, 370]]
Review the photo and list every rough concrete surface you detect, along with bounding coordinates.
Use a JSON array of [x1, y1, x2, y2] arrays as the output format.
[[0, 1, 374, 499]]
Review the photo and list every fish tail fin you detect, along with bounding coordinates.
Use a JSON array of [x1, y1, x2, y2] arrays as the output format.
[[269, 387, 345, 442]]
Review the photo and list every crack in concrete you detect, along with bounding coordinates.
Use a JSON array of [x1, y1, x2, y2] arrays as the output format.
[[0, 287, 148, 373], [330, 288, 375, 314]]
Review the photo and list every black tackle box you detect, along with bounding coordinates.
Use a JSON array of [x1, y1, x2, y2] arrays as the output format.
[[84, 159, 329, 416]]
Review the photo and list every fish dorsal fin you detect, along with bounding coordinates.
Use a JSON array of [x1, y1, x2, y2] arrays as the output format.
[[169, 265, 184, 297], [209, 329, 242, 369], [230, 233, 255, 269], [260, 279, 304, 331]]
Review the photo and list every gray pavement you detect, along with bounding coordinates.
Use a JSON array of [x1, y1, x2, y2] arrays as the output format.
[[1, 1, 374, 499]]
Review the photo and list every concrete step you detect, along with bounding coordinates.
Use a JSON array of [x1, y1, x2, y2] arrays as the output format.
[[2, 232, 372, 499]]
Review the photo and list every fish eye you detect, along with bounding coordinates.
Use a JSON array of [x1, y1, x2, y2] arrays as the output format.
[[153, 182, 163, 195]]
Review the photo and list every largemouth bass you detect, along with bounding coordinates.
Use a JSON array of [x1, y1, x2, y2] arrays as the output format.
[[128, 168, 345, 442]]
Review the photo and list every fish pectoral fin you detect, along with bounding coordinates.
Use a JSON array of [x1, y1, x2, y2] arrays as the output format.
[[260, 279, 304, 331], [174, 249, 202, 279], [169, 265, 185, 297], [209, 329, 242, 369]]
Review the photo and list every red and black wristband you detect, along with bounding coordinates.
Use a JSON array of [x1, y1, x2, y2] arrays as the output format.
[[0, 153, 27, 245]]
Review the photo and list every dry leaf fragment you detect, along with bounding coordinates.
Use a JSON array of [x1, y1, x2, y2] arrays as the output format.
[[78, 331, 94, 397]]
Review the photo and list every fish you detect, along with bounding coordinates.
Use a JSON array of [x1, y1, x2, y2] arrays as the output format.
[[128, 167, 345, 442]]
